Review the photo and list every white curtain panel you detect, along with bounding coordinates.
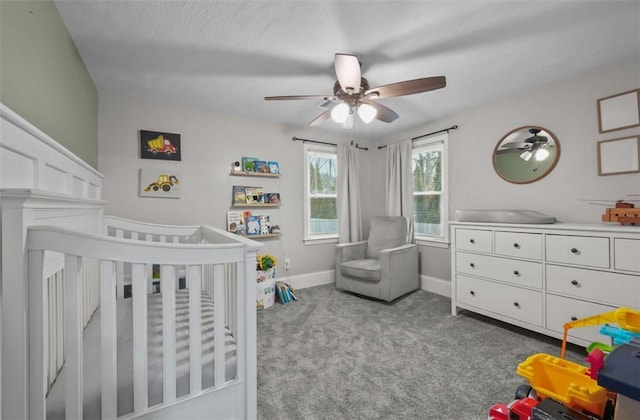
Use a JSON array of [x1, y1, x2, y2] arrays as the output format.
[[337, 144, 363, 243], [385, 139, 414, 240]]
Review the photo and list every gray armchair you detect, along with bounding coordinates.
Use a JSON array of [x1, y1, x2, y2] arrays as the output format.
[[336, 216, 419, 302]]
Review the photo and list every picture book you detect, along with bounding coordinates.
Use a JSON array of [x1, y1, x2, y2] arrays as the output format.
[[246, 215, 261, 235], [259, 215, 270, 234], [241, 157, 259, 172], [256, 160, 269, 173], [226, 211, 244, 232], [245, 187, 264, 204], [268, 161, 280, 174], [232, 185, 247, 204], [266, 192, 281, 204]]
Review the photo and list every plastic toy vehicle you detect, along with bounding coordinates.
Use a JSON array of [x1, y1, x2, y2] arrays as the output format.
[[488, 397, 538, 420]]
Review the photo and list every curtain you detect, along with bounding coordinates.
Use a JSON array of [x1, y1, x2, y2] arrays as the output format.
[[385, 139, 414, 240], [337, 144, 363, 243]]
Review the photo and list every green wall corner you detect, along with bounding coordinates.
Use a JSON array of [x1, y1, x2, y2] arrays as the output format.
[[0, 0, 98, 169]]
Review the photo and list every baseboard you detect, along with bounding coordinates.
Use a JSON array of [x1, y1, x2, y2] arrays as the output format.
[[280, 270, 335, 290], [420, 274, 451, 298]]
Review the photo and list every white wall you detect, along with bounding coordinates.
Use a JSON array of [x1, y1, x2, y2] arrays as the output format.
[[370, 56, 640, 287], [99, 56, 639, 290], [98, 95, 357, 281]]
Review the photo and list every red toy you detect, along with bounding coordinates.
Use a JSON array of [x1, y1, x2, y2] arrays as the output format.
[[489, 397, 538, 420], [585, 348, 605, 380]]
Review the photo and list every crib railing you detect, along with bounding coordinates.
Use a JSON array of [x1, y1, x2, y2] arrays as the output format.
[[27, 223, 260, 419]]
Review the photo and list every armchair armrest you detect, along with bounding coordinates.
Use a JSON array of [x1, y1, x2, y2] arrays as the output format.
[[379, 244, 419, 301], [336, 241, 367, 264]]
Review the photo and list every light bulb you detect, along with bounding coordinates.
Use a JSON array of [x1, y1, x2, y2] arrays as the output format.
[[331, 103, 350, 123], [520, 150, 532, 161], [357, 103, 377, 124], [535, 148, 550, 161]]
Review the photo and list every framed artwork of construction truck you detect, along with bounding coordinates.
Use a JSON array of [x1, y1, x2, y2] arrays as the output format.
[[140, 130, 181, 161]]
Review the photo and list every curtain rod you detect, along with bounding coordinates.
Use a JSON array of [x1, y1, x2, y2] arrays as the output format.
[[292, 136, 369, 151], [376, 124, 459, 150]]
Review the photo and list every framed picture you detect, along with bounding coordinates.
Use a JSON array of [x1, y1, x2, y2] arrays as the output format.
[[597, 89, 640, 133], [139, 168, 182, 198], [597, 136, 640, 176], [140, 130, 181, 161]]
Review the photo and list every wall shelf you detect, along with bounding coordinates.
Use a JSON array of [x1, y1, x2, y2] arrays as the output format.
[[230, 171, 280, 178], [245, 233, 280, 239], [232, 203, 280, 208]]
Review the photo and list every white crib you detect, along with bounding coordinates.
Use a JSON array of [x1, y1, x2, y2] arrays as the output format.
[[1, 103, 261, 419]]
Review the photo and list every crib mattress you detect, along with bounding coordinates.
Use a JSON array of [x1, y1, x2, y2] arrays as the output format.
[[46, 290, 237, 419]]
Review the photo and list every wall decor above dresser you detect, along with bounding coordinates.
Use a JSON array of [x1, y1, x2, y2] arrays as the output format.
[[450, 222, 640, 347]]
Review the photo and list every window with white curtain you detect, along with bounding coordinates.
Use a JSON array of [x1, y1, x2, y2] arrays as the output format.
[[303, 143, 338, 244], [412, 133, 448, 244]]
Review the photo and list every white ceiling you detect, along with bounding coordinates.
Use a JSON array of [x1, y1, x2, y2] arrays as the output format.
[[55, 1, 640, 140]]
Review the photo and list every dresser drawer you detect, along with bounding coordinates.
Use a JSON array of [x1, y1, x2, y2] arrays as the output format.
[[546, 235, 610, 268], [455, 229, 492, 253], [614, 238, 640, 273], [456, 275, 543, 326], [495, 231, 542, 260], [546, 264, 640, 308], [546, 294, 615, 344], [457, 252, 542, 289]]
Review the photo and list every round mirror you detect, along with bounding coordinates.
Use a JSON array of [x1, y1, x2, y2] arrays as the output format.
[[493, 126, 560, 184]]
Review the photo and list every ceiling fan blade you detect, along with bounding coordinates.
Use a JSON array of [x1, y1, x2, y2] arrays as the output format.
[[361, 100, 399, 123], [334, 53, 361, 93], [265, 94, 332, 101], [500, 142, 530, 149], [308, 109, 333, 126], [365, 76, 446, 99]]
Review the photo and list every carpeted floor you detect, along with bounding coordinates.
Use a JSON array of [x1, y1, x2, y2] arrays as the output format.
[[257, 284, 584, 420]]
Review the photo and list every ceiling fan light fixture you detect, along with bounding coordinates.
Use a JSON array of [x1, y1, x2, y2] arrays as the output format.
[[331, 102, 350, 123], [535, 148, 550, 161], [357, 103, 377, 124], [520, 150, 533, 161]]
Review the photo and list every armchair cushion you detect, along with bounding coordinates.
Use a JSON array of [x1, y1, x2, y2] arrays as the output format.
[[340, 259, 381, 282], [366, 216, 409, 259]]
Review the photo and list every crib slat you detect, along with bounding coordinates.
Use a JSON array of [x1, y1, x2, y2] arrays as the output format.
[[161, 265, 177, 402], [64, 255, 84, 420], [145, 233, 153, 294], [213, 264, 226, 387], [114, 229, 125, 299], [28, 250, 46, 419], [132, 263, 149, 412], [188, 265, 202, 394], [100, 260, 118, 420]]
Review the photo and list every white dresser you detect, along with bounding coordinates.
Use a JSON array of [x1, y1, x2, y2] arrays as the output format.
[[450, 222, 640, 347]]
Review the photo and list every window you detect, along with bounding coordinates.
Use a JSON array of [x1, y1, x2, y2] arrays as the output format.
[[303, 143, 338, 243], [412, 133, 448, 244]]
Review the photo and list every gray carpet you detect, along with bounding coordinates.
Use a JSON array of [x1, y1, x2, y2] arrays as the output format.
[[257, 284, 584, 420]]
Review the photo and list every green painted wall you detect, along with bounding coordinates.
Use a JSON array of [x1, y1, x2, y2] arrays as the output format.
[[0, 0, 98, 168]]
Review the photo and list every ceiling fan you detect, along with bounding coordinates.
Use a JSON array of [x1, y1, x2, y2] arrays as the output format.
[[499, 128, 552, 161], [264, 53, 446, 126]]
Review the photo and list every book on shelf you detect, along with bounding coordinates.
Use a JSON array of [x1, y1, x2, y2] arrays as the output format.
[[267, 161, 280, 174], [245, 215, 261, 235], [245, 186, 264, 204], [232, 185, 247, 204], [226, 211, 244, 232], [265, 192, 281, 204], [241, 157, 259, 172]]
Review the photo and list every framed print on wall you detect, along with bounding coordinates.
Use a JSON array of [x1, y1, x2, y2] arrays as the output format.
[[597, 136, 640, 176], [140, 130, 181, 161], [597, 89, 640, 133], [139, 168, 182, 198]]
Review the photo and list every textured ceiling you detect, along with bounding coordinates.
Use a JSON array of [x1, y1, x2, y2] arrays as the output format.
[[55, 1, 640, 140]]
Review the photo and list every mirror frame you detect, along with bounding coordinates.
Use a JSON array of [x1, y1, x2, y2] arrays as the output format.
[[492, 125, 561, 184]]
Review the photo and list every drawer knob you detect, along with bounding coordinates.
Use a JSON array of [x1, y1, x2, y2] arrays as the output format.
[[470, 239, 476, 244], [470, 290, 475, 296], [513, 243, 520, 249], [513, 270, 520, 276], [570, 248, 579, 254], [571, 316, 578, 321], [470, 263, 475, 268], [513, 302, 520, 308], [571, 280, 579, 286]]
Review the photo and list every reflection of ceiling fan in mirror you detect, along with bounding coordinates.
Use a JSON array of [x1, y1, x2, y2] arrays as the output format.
[[264, 53, 446, 126], [499, 128, 552, 161]]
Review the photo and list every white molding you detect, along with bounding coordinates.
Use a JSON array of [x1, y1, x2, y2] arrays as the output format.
[[421, 274, 451, 298], [282, 270, 335, 290]]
